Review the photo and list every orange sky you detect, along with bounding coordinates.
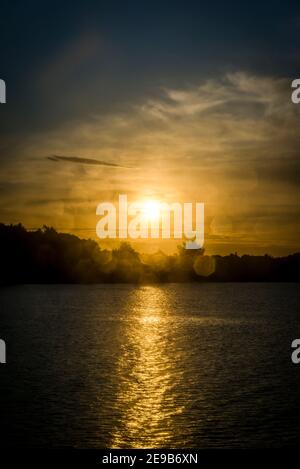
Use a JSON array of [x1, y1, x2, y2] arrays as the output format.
[[1, 73, 300, 255]]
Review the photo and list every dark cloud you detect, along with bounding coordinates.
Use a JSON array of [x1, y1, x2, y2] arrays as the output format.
[[256, 158, 300, 187], [47, 155, 127, 168]]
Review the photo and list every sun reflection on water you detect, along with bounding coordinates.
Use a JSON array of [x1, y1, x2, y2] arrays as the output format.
[[110, 286, 184, 448]]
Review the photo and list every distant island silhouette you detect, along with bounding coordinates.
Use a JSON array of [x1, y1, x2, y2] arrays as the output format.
[[0, 223, 299, 284]]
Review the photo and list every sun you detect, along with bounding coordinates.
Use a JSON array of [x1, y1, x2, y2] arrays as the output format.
[[142, 200, 161, 221]]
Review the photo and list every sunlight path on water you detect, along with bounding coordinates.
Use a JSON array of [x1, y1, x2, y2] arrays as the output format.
[[110, 286, 185, 448]]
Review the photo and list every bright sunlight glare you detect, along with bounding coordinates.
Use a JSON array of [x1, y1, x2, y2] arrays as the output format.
[[142, 200, 161, 221]]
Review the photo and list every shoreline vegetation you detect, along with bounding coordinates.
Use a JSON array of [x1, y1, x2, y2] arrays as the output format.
[[0, 223, 299, 284]]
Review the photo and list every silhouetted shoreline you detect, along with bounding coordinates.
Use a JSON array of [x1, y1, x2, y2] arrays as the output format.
[[0, 223, 299, 284]]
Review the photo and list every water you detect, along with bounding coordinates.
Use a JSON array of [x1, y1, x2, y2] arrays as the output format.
[[0, 283, 300, 448]]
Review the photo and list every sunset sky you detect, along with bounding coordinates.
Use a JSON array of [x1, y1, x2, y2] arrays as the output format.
[[0, 1, 300, 254]]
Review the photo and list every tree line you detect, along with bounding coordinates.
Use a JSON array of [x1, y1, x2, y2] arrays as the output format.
[[0, 223, 299, 284]]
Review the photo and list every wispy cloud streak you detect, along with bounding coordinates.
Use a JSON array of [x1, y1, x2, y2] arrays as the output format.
[[47, 155, 127, 168]]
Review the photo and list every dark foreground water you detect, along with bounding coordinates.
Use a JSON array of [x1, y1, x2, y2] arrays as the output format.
[[0, 283, 300, 448]]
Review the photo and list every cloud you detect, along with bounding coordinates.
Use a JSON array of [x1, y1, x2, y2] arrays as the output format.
[[47, 154, 128, 168], [1, 71, 300, 254]]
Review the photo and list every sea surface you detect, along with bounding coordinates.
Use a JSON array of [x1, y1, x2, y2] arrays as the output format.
[[0, 283, 300, 448]]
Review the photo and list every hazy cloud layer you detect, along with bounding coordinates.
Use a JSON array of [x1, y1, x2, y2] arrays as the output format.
[[1, 72, 299, 254]]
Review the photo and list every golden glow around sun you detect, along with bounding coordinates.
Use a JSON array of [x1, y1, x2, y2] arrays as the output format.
[[141, 200, 161, 222]]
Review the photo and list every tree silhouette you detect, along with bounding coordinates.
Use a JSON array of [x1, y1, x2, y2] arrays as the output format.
[[0, 223, 299, 284]]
